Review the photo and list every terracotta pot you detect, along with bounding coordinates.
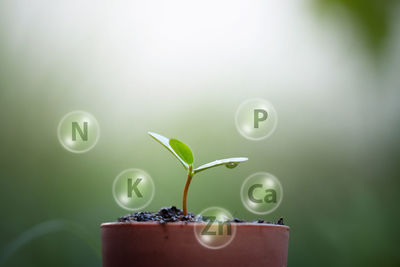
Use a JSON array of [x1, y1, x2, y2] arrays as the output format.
[[101, 222, 289, 267]]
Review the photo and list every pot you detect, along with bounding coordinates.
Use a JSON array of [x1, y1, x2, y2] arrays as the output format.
[[101, 222, 289, 267]]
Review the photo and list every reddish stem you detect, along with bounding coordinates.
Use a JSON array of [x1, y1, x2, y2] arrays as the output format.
[[182, 166, 193, 216]]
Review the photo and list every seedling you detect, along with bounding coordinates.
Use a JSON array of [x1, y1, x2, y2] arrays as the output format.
[[148, 132, 248, 216]]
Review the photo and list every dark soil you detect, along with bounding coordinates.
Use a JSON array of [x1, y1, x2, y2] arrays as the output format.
[[117, 206, 284, 225]]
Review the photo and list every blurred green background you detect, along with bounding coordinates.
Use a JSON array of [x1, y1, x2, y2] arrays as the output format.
[[1, 0, 399, 266]]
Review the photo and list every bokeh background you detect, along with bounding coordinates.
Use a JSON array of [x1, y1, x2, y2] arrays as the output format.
[[1, 0, 400, 266]]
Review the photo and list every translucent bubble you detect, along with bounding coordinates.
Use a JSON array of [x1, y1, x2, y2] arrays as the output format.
[[57, 110, 100, 153], [235, 98, 278, 141], [240, 172, 283, 215], [194, 207, 236, 249], [113, 168, 155, 211]]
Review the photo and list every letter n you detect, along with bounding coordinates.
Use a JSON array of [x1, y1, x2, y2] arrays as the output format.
[[72, 122, 88, 141]]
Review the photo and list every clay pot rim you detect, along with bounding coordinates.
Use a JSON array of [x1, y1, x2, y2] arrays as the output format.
[[101, 222, 289, 230]]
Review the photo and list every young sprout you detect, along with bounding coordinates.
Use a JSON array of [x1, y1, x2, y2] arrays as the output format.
[[148, 132, 248, 216]]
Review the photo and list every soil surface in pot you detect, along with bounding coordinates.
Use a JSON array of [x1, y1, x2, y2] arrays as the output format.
[[117, 206, 284, 225]]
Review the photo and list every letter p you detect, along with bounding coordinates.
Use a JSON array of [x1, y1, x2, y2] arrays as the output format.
[[254, 109, 268, 128]]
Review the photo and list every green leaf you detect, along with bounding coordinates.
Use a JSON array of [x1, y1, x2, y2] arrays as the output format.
[[169, 138, 194, 165], [148, 132, 191, 169], [194, 157, 248, 174]]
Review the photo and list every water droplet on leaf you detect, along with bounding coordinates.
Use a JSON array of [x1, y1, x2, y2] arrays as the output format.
[[225, 162, 238, 169]]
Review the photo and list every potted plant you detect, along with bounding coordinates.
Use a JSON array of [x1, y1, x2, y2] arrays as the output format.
[[101, 132, 289, 267]]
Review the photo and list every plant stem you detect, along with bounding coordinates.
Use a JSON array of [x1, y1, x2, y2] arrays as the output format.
[[182, 165, 193, 216]]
